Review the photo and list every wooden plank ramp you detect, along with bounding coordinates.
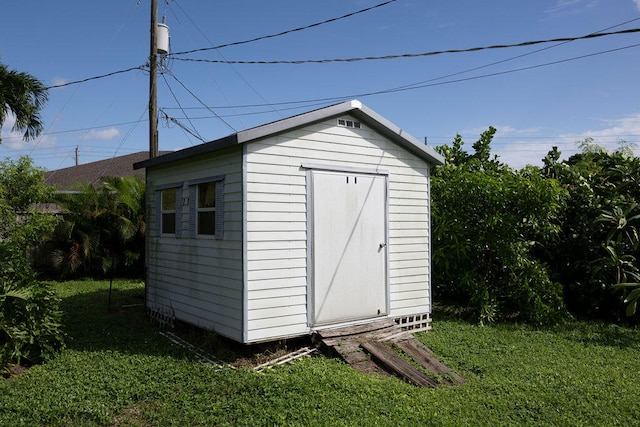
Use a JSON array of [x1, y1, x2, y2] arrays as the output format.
[[313, 319, 463, 387]]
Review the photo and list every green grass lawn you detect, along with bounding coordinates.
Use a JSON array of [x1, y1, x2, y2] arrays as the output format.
[[1, 279, 640, 426]]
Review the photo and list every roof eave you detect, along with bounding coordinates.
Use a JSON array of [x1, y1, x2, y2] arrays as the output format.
[[133, 134, 239, 170], [134, 100, 444, 170]]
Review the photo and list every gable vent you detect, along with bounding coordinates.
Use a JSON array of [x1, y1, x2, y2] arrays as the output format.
[[337, 118, 362, 129]]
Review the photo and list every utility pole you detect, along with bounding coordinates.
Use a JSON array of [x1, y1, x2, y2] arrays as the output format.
[[75, 145, 79, 166], [149, 0, 159, 158]]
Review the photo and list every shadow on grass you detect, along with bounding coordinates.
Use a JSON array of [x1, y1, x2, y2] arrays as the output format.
[[57, 281, 313, 366], [432, 302, 640, 351], [552, 322, 640, 350], [58, 284, 179, 357]]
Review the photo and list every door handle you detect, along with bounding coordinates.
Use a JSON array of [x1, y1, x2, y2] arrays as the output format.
[[379, 243, 387, 249]]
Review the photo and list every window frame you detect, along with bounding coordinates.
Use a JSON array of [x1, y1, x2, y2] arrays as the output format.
[[155, 183, 182, 237], [196, 180, 217, 236], [188, 176, 225, 240]]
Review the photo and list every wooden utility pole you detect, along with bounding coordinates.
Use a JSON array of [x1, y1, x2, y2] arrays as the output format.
[[149, 0, 159, 158]]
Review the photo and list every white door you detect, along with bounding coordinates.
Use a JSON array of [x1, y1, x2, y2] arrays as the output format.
[[311, 170, 387, 326]]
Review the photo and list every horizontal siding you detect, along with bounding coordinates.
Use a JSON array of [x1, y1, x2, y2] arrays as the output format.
[[247, 294, 307, 310], [146, 147, 244, 342], [244, 114, 433, 340], [246, 323, 310, 343], [248, 277, 307, 291]]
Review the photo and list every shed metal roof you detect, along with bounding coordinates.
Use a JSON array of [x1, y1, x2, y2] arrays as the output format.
[[134, 100, 444, 170]]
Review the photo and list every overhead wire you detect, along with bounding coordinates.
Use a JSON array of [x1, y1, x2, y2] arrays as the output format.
[[91, 106, 147, 186], [160, 41, 640, 112], [379, 17, 640, 95], [29, 1, 144, 171], [169, 0, 397, 56], [45, 66, 146, 90], [160, 108, 207, 143], [173, 27, 640, 64], [164, 68, 237, 132], [23, 13, 639, 154], [167, 0, 255, 129], [160, 72, 205, 143]]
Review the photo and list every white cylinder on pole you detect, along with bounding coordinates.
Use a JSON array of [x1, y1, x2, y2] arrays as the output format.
[[156, 23, 170, 54]]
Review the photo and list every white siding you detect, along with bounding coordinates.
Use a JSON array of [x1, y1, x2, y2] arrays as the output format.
[[146, 147, 244, 342], [244, 115, 431, 341]]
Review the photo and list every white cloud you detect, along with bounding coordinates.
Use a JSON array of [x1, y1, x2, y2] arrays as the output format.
[[79, 127, 120, 141], [50, 77, 69, 87], [490, 113, 640, 169], [544, 0, 599, 17], [1, 114, 58, 151], [635, 0, 640, 11]]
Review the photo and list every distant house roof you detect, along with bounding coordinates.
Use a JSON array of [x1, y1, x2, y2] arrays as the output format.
[[135, 100, 445, 170], [45, 151, 169, 190]]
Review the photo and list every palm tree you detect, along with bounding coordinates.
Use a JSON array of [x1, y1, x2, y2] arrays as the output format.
[[0, 62, 48, 143], [49, 184, 106, 278], [47, 176, 146, 280]]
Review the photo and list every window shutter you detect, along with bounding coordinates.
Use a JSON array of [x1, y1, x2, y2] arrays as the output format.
[[215, 180, 224, 239], [175, 187, 183, 239], [189, 185, 197, 238], [153, 190, 161, 237]]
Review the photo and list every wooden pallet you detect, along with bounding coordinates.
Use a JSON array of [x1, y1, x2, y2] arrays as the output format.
[[314, 319, 464, 387]]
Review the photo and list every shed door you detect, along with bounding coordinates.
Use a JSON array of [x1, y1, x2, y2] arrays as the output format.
[[311, 170, 387, 326]]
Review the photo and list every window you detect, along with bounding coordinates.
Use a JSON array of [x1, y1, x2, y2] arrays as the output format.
[[161, 187, 177, 234], [197, 181, 216, 235], [189, 177, 223, 239]]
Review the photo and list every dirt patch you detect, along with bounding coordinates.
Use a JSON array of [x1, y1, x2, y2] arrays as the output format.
[[111, 405, 143, 427], [2, 364, 30, 381], [166, 321, 317, 369]]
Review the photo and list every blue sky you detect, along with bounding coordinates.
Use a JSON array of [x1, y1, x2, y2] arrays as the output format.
[[1, 0, 639, 170]]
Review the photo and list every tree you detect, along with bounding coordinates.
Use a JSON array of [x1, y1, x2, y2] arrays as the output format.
[[0, 157, 63, 372], [47, 176, 146, 279], [432, 129, 568, 324], [0, 62, 48, 143], [542, 141, 640, 321]]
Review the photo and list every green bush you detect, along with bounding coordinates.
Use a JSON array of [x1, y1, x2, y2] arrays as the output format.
[[432, 129, 568, 324], [542, 141, 640, 322], [0, 157, 64, 372], [0, 246, 64, 368]]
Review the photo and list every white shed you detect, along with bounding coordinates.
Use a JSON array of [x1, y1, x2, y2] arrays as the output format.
[[135, 100, 444, 344]]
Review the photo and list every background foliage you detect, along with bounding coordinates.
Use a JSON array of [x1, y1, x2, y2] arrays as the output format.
[[0, 157, 63, 371], [432, 128, 568, 324], [432, 131, 640, 324], [43, 176, 146, 279]]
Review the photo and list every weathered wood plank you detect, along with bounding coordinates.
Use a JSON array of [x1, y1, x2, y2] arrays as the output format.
[[315, 319, 397, 340], [395, 340, 464, 385], [361, 341, 439, 388]]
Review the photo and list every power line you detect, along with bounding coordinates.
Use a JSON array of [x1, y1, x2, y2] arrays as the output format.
[[43, 24, 640, 92], [160, 72, 205, 142], [169, 0, 397, 56], [173, 27, 640, 65], [164, 69, 237, 132], [45, 66, 146, 89], [165, 42, 640, 111], [168, 0, 271, 127]]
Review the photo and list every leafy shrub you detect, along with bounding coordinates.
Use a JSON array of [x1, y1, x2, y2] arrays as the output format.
[[1, 246, 64, 368], [0, 157, 64, 371], [542, 142, 640, 322], [432, 129, 568, 324], [44, 176, 146, 279]]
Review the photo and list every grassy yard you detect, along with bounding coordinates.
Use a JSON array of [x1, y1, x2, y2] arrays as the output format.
[[1, 279, 640, 426]]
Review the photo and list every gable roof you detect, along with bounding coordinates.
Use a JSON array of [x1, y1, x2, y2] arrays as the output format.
[[45, 151, 169, 190], [134, 100, 445, 170]]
